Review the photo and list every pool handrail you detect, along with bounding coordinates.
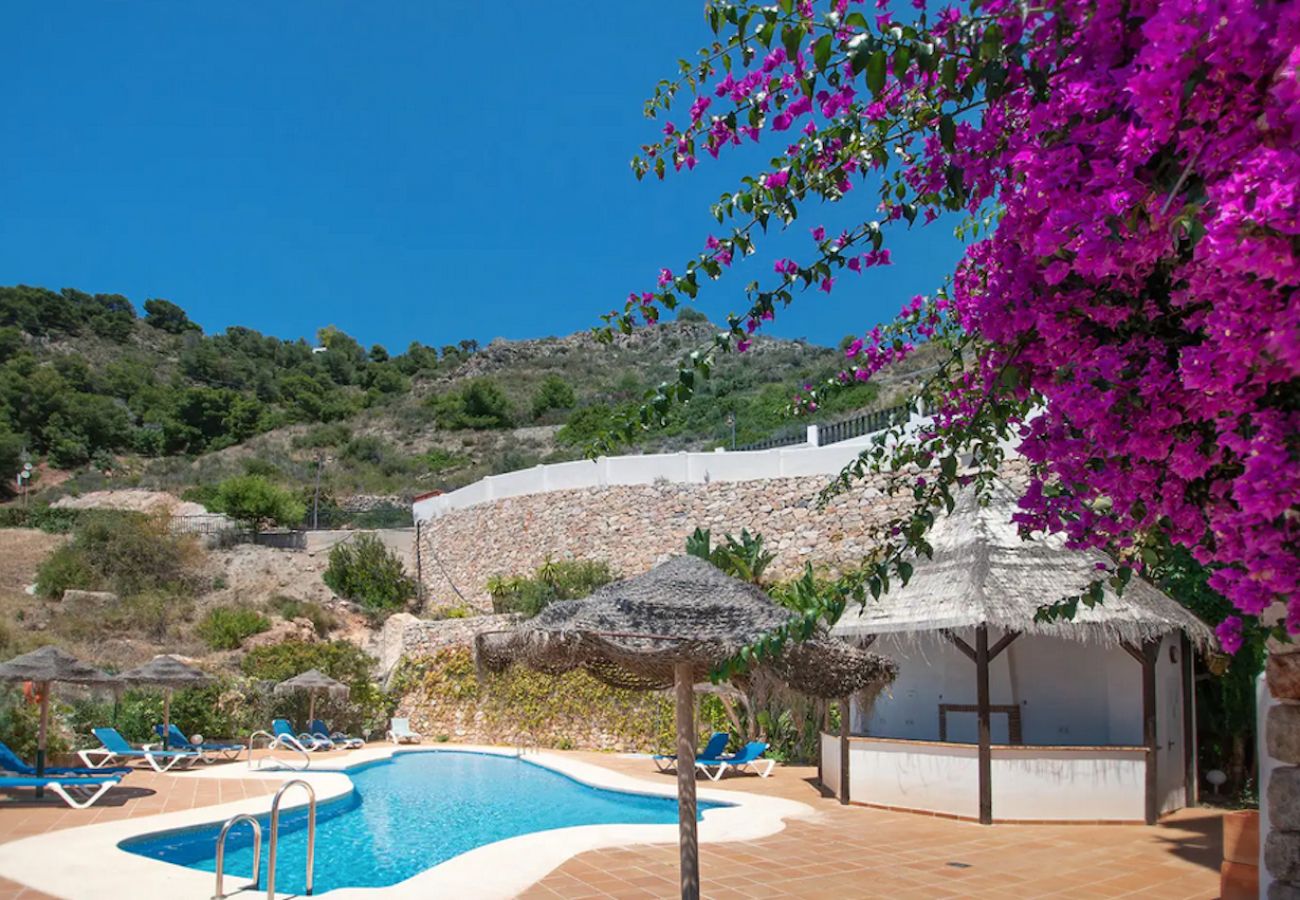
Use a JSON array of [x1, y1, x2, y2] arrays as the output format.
[[267, 778, 316, 898], [213, 813, 262, 899]]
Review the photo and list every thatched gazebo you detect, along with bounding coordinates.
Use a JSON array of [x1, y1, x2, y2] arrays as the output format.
[[830, 482, 1213, 825], [119, 655, 214, 749], [0, 646, 118, 791], [477, 555, 896, 900], [274, 669, 349, 724]]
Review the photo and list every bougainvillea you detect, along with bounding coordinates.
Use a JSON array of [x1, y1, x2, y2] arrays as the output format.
[[602, 0, 1299, 650]]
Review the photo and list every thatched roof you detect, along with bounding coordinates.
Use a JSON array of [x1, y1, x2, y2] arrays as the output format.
[[477, 555, 896, 699], [0, 646, 118, 686], [831, 482, 1213, 648], [119, 655, 214, 690], [273, 669, 350, 699]]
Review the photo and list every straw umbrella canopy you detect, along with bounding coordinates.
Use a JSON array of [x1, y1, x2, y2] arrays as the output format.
[[118, 655, 214, 749], [477, 555, 896, 900], [830, 481, 1214, 647], [273, 669, 349, 726], [0, 646, 118, 789]]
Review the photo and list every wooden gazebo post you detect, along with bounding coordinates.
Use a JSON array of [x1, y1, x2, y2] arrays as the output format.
[[945, 625, 1019, 824], [673, 662, 700, 900], [838, 698, 851, 805], [1122, 639, 1162, 825]]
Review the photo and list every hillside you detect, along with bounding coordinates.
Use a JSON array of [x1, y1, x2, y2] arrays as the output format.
[[0, 285, 928, 514]]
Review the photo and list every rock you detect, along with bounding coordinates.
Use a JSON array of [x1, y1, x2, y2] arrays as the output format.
[[1271, 654, 1300, 702], [376, 612, 421, 681], [1270, 767, 1300, 831], [1269, 704, 1300, 765], [1270, 880, 1300, 900], [60, 590, 118, 615], [242, 617, 319, 649], [1266, 831, 1300, 885]]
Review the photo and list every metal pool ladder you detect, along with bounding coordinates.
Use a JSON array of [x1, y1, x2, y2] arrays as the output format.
[[213, 814, 261, 898], [212, 779, 316, 899], [268, 779, 317, 898]]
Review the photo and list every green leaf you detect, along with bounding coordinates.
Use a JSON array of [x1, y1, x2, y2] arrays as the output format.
[[866, 50, 887, 95], [813, 34, 833, 71], [939, 114, 956, 153], [782, 25, 804, 61], [941, 56, 958, 93]]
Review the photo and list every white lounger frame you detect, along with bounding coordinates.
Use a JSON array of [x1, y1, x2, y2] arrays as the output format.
[[695, 757, 776, 781], [77, 746, 199, 773]]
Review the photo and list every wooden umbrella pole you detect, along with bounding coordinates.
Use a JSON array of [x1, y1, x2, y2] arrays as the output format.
[[36, 682, 50, 799], [309, 690, 317, 727], [673, 662, 700, 900]]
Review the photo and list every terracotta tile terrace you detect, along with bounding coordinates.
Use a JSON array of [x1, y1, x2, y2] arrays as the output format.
[[0, 746, 1224, 899]]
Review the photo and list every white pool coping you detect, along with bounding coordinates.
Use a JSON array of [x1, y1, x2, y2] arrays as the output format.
[[0, 744, 814, 899]]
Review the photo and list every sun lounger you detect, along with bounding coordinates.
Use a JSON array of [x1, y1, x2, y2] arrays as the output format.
[[695, 740, 775, 781], [309, 719, 363, 750], [153, 724, 245, 761], [653, 732, 729, 773], [385, 717, 422, 744], [0, 773, 122, 809], [272, 719, 324, 752], [79, 728, 202, 773], [0, 739, 131, 777]]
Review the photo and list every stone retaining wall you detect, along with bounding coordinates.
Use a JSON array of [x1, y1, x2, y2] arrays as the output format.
[[414, 468, 921, 612]]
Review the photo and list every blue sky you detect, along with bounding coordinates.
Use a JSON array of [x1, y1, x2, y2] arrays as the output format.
[[1, 2, 965, 352]]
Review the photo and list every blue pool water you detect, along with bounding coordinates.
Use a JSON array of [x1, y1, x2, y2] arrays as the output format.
[[121, 751, 717, 893]]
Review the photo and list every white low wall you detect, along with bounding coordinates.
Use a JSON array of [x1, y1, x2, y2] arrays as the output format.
[[413, 412, 932, 521], [821, 734, 1149, 822]]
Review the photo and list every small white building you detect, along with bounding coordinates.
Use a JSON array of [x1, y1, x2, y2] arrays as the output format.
[[825, 484, 1212, 825]]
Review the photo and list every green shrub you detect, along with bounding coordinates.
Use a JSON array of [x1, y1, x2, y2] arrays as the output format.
[[52, 590, 195, 642], [35, 544, 99, 598], [0, 505, 82, 533], [35, 512, 202, 599], [530, 375, 576, 420], [242, 640, 389, 736], [430, 378, 513, 429], [209, 474, 305, 534], [487, 559, 614, 617], [268, 596, 338, 637], [323, 534, 415, 619], [198, 605, 271, 650]]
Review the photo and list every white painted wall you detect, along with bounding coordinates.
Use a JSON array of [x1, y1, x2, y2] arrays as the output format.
[[411, 410, 934, 522], [841, 736, 982, 819], [990, 747, 1146, 820], [822, 734, 1150, 821]]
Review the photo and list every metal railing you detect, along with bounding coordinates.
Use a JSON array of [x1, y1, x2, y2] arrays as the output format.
[[734, 427, 809, 452], [733, 401, 915, 453], [247, 730, 310, 772], [213, 814, 262, 899], [267, 779, 317, 898], [816, 402, 913, 447]]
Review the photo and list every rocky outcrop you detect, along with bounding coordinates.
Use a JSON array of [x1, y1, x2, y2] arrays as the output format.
[[60, 590, 118, 615]]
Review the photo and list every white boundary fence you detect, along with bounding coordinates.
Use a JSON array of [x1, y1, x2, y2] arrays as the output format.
[[413, 407, 930, 522]]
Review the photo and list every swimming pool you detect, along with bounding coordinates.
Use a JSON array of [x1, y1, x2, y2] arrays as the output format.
[[121, 751, 719, 894]]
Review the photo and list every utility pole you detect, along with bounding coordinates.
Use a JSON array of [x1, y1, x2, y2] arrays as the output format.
[[311, 452, 325, 530]]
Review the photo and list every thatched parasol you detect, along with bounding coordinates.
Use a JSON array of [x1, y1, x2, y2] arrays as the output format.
[[0, 646, 118, 792], [831, 481, 1214, 647], [273, 669, 349, 725], [477, 555, 896, 900], [118, 655, 214, 749]]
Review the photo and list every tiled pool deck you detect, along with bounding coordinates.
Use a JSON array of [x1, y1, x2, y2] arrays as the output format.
[[0, 745, 1223, 899]]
